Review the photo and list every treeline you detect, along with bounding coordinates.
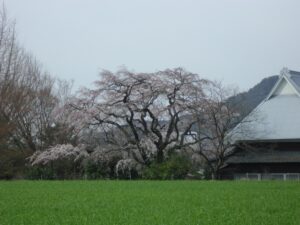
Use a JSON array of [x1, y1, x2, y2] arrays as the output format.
[[0, 7, 246, 180], [0, 7, 76, 179]]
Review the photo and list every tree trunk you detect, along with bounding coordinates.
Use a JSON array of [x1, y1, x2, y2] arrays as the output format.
[[211, 169, 221, 180], [156, 149, 164, 163], [211, 173, 216, 180]]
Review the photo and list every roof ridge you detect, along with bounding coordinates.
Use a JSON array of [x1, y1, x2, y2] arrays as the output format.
[[289, 70, 300, 76], [265, 67, 300, 101]]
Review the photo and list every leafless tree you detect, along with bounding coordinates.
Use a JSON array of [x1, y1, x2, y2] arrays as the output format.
[[45, 79, 79, 146], [0, 5, 72, 152], [190, 81, 257, 179]]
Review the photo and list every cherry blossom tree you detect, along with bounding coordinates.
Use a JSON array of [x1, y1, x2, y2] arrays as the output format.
[[28, 144, 89, 166], [71, 68, 208, 166], [28, 144, 89, 179], [115, 158, 142, 179]]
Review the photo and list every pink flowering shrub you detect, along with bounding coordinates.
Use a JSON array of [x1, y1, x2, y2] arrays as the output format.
[[115, 159, 142, 179], [27, 144, 89, 179]]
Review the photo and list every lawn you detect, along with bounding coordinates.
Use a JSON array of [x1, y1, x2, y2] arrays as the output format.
[[0, 181, 299, 225]]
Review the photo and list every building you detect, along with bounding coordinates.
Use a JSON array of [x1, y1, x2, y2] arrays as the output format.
[[221, 68, 300, 180]]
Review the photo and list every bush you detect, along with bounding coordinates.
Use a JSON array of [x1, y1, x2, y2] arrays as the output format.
[[26, 159, 84, 180], [26, 144, 88, 179], [84, 159, 111, 179], [0, 149, 31, 179], [142, 154, 192, 180], [83, 153, 122, 179], [115, 159, 141, 180], [26, 166, 55, 180]]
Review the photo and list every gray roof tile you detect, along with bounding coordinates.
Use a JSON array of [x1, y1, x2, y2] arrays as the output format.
[[226, 150, 300, 163], [230, 68, 300, 142]]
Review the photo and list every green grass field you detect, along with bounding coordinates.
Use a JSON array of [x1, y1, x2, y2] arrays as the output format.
[[0, 181, 299, 225]]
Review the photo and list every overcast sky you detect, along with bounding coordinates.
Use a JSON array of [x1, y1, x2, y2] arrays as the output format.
[[5, 0, 300, 91]]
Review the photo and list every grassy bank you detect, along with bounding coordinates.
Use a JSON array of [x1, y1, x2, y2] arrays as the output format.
[[0, 181, 299, 225]]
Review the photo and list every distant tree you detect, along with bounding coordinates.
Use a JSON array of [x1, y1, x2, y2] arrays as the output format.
[[28, 144, 89, 179], [70, 68, 208, 166], [43, 79, 78, 147], [28, 144, 88, 166], [0, 5, 75, 153], [191, 81, 256, 179]]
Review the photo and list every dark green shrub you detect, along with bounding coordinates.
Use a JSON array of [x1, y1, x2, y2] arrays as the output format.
[[0, 149, 31, 179], [83, 155, 122, 179], [26, 166, 55, 180], [142, 154, 192, 180], [84, 159, 110, 179], [26, 159, 84, 180]]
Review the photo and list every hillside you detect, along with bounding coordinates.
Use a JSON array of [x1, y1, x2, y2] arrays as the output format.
[[229, 75, 279, 116]]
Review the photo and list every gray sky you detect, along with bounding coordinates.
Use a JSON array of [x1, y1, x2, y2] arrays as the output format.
[[5, 0, 300, 91]]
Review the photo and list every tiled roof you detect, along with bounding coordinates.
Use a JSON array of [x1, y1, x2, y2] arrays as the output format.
[[226, 149, 300, 163], [288, 70, 300, 89], [229, 68, 300, 142]]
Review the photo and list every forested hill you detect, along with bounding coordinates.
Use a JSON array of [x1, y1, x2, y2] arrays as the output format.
[[229, 75, 279, 116]]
